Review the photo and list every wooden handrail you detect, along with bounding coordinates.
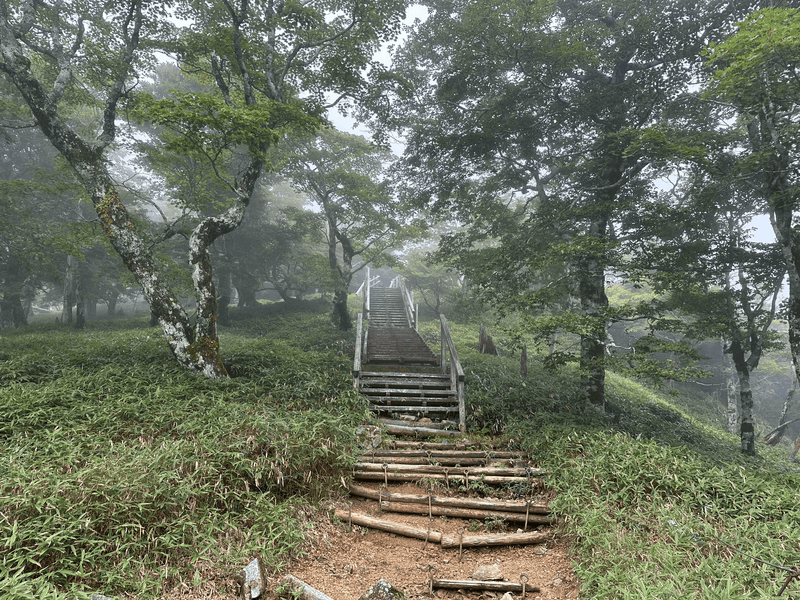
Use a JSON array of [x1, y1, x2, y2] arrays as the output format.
[[440, 314, 466, 433], [364, 266, 371, 321], [353, 312, 363, 389]]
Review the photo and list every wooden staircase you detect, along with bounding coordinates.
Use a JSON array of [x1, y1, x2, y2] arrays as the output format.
[[354, 281, 466, 436]]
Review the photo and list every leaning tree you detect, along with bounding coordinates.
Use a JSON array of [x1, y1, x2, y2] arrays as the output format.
[[0, 0, 405, 376]]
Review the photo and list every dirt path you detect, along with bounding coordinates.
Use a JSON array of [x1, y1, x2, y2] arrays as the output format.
[[162, 440, 580, 600], [274, 481, 579, 600]]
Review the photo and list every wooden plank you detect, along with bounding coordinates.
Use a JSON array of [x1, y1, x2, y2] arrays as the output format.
[[361, 371, 451, 380], [356, 456, 489, 465], [353, 472, 536, 485], [381, 423, 464, 438], [361, 387, 456, 396], [440, 529, 550, 548], [332, 509, 442, 543], [380, 501, 554, 524], [369, 449, 527, 459], [355, 462, 537, 477], [347, 483, 551, 514]]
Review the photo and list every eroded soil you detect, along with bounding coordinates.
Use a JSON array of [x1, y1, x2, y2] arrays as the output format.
[[159, 478, 579, 600]]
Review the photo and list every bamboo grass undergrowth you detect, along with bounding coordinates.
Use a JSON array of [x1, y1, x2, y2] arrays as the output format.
[[0, 306, 365, 598], [458, 332, 800, 600]]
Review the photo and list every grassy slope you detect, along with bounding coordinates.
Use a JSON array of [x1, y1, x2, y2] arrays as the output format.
[[437, 319, 800, 600], [2, 307, 799, 599], [0, 302, 367, 599]]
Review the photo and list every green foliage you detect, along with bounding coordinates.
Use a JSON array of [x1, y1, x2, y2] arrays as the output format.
[[0, 307, 365, 597], [706, 8, 800, 107], [134, 91, 317, 166], [452, 325, 800, 599]]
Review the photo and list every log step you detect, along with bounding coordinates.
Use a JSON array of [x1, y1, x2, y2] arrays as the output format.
[[353, 472, 537, 485], [347, 483, 551, 514], [354, 462, 537, 477]]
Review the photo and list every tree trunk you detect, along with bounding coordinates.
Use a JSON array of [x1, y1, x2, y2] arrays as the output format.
[[217, 263, 232, 326], [62, 255, 76, 324], [728, 336, 756, 456], [74, 263, 86, 330], [235, 272, 259, 308], [0, 30, 264, 378], [579, 251, 608, 406], [106, 292, 118, 317], [724, 345, 739, 435]]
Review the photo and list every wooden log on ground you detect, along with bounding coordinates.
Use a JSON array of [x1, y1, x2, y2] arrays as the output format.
[[333, 509, 442, 543], [358, 456, 491, 466], [366, 449, 527, 459], [347, 483, 550, 514], [354, 462, 537, 477], [278, 575, 335, 600], [353, 471, 537, 485], [391, 441, 475, 450], [380, 501, 554, 525], [440, 529, 550, 548], [382, 423, 464, 437], [432, 580, 540, 593]]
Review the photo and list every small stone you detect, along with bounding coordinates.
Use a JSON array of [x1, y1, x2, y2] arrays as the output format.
[[516, 528, 523, 533], [552, 578, 563, 585], [443, 559, 450, 564], [359, 579, 405, 600], [240, 557, 265, 599], [500, 593, 514, 600], [533, 546, 547, 555], [92, 595, 114, 600], [356, 425, 382, 449], [471, 564, 503, 581]]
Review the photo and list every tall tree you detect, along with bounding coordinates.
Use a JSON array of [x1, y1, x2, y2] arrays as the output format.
[[705, 6, 800, 399], [372, 0, 750, 404], [0, 0, 405, 376], [282, 129, 418, 329]]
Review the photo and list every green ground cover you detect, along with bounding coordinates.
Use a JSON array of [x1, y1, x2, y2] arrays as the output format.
[[1, 303, 798, 599]]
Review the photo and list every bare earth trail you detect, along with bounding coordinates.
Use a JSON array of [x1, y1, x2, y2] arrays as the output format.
[[160, 437, 580, 600], [278, 478, 580, 600]]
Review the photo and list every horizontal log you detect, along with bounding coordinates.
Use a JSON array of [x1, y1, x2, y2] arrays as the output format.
[[355, 462, 538, 477], [278, 575, 335, 600], [347, 483, 550, 514], [441, 529, 550, 548], [353, 471, 537, 485], [370, 449, 527, 459], [333, 509, 442, 543], [357, 456, 490, 466], [391, 441, 475, 450], [380, 501, 554, 525], [382, 423, 464, 438], [432, 580, 540, 593]]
